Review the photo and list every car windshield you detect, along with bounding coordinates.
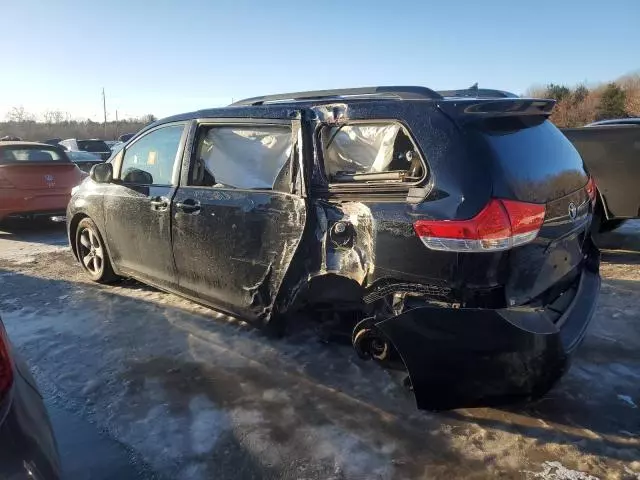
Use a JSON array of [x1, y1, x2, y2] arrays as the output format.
[[0, 146, 68, 164], [77, 140, 110, 152]]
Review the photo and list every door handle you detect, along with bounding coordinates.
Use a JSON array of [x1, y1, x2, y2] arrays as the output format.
[[175, 199, 201, 214], [149, 196, 169, 210]]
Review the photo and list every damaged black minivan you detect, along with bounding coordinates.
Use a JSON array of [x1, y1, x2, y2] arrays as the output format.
[[67, 86, 600, 410]]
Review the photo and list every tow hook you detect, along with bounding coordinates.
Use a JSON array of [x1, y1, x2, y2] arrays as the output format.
[[352, 318, 391, 361]]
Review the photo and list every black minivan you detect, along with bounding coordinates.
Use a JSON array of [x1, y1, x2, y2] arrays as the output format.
[[67, 86, 600, 410]]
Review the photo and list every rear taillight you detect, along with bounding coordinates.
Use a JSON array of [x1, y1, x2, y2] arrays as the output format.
[[0, 323, 13, 398], [414, 199, 546, 252], [585, 177, 597, 205]]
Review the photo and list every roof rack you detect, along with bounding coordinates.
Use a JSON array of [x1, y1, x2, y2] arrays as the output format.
[[437, 88, 518, 99], [230, 86, 443, 106]]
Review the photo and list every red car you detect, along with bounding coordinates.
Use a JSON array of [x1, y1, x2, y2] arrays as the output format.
[[0, 142, 86, 222]]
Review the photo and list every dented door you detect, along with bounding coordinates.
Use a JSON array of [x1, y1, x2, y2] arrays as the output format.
[[171, 119, 308, 323]]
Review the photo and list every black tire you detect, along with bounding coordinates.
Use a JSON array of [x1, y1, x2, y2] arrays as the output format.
[[75, 218, 118, 283]]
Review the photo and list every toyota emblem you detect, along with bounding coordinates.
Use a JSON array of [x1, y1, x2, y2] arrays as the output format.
[[568, 202, 577, 220]]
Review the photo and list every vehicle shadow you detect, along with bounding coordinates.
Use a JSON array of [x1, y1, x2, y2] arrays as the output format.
[[0, 219, 67, 246], [1, 268, 638, 475]]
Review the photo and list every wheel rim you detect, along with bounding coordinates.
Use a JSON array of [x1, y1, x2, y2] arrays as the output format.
[[78, 227, 104, 275]]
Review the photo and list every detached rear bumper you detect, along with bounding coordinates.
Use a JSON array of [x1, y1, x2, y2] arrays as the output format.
[[375, 268, 601, 410]]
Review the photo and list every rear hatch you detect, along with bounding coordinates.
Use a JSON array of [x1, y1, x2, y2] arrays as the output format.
[[438, 99, 594, 307], [0, 145, 82, 191]]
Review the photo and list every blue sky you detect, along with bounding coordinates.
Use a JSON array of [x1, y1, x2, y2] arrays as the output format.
[[2, 0, 638, 121]]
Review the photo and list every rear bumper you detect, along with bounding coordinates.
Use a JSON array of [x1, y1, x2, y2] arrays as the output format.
[[0, 191, 69, 221], [375, 266, 601, 410]]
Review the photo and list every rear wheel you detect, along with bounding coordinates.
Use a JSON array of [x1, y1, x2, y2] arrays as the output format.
[[75, 218, 118, 283]]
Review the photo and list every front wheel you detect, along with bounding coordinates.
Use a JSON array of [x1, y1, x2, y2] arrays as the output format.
[[75, 218, 118, 283]]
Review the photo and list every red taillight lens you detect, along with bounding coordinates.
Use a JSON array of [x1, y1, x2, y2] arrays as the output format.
[[414, 199, 546, 252], [0, 323, 13, 398], [585, 177, 597, 205]]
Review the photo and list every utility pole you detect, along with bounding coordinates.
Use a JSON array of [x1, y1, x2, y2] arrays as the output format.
[[102, 88, 107, 139], [115, 110, 119, 140]]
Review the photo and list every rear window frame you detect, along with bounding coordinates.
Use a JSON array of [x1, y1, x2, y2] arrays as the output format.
[[0, 145, 71, 164], [315, 119, 429, 191]]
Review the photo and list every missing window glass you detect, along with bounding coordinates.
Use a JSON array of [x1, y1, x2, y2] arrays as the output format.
[[321, 123, 426, 184], [190, 125, 293, 190]]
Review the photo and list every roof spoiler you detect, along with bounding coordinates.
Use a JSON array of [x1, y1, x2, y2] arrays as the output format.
[[437, 98, 556, 120], [437, 88, 519, 99]]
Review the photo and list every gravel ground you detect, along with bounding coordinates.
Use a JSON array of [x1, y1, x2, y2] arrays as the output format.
[[0, 220, 638, 480]]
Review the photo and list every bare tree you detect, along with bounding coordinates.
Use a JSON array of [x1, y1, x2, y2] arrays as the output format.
[[6, 106, 35, 123], [43, 110, 66, 124]]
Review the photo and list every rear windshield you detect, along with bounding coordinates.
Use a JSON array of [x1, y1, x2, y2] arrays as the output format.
[[0, 147, 69, 164], [471, 117, 588, 202], [77, 140, 110, 152]]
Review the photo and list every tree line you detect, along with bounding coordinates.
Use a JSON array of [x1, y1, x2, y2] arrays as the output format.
[[3, 73, 639, 140], [0, 107, 157, 141], [526, 73, 640, 128]]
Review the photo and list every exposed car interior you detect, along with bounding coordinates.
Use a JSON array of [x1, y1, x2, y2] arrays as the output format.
[[321, 123, 426, 183]]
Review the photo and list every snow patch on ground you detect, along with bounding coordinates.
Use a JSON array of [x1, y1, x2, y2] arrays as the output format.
[[524, 461, 599, 480], [1, 222, 640, 478]]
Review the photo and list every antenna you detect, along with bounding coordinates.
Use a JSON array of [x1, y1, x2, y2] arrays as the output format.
[[102, 88, 107, 139]]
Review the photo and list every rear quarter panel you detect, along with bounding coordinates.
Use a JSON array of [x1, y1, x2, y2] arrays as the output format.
[[302, 102, 494, 302]]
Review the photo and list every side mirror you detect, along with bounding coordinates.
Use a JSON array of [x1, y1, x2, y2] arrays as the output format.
[[90, 163, 113, 183]]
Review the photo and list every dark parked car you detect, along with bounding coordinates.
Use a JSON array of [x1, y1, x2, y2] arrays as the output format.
[[0, 315, 61, 479], [563, 120, 640, 232], [67, 86, 600, 410], [118, 133, 135, 143], [66, 150, 104, 173], [58, 139, 112, 161]]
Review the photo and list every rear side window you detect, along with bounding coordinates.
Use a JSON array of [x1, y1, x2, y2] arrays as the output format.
[[471, 117, 587, 201], [190, 125, 292, 190], [0, 147, 68, 164], [321, 123, 426, 184], [77, 140, 110, 152]]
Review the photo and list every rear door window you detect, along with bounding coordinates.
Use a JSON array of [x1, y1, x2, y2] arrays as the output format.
[[321, 122, 426, 184], [119, 125, 185, 185], [190, 125, 292, 190]]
